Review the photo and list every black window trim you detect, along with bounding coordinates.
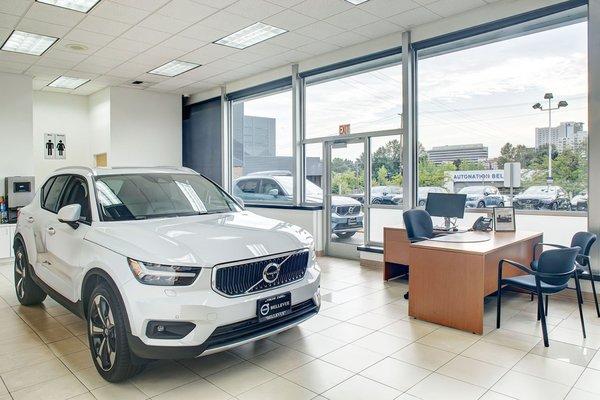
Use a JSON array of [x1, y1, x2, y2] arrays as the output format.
[[41, 173, 93, 225], [58, 175, 93, 225], [41, 174, 70, 214]]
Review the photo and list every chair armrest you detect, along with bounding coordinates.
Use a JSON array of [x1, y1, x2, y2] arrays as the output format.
[[533, 242, 567, 261], [576, 254, 590, 267], [499, 259, 535, 277]]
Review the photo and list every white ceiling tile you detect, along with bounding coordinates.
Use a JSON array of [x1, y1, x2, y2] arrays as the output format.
[[61, 70, 98, 79], [107, 37, 153, 52], [244, 41, 288, 56], [111, 0, 170, 12], [0, 0, 33, 16], [138, 13, 192, 33], [59, 41, 103, 55], [73, 82, 108, 95], [134, 72, 170, 82], [224, 0, 283, 20], [203, 57, 245, 72], [157, 0, 218, 23], [189, 0, 237, 8], [121, 26, 171, 44], [0, 60, 31, 73], [325, 8, 379, 29], [0, 27, 10, 43], [108, 61, 152, 77], [179, 23, 228, 42], [265, 0, 304, 6], [387, 6, 440, 28], [358, 0, 421, 18], [43, 48, 89, 62], [42, 85, 73, 93], [414, 0, 441, 5], [72, 59, 115, 74], [196, 11, 254, 34], [160, 35, 207, 52], [180, 63, 222, 79], [16, 17, 71, 37], [63, 28, 114, 46], [24, 2, 85, 27], [294, 21, 344, 41], [93, 46, 137, 62], [32, 77, 52, 89], [94, 74, 128, 85], [0, 12, 19, 29], [26, 64, 67, 78], [280, 48, 311, 62], [322, 31, 368, 47], [181, 43, 237, 64], [296, 40, 339, 55], [0, 49, 39, 64], [425, 0, 485, 17], [262, 9, 316, 31], [35, 56, 80, 68], [129, 45, 186, 66], [91, 0, 151, 24], [267, 31, 313, 49], [292, 0, 353, 19], [77, 15, 132, 36], [353, 19, 401, 38], [223, 50, 265, 64]]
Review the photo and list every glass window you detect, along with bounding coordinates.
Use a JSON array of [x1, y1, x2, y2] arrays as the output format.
[[370, 135, 403, 206], [95, 173, 239, 221], [418, 21, 588, 217], [304, 143, 323, 204], [231, 89, 293, 204], [305, 63, 402, 139], [42, 175, 69, 213], [41, 176, 56, 206], [59, 176, 91, 222]]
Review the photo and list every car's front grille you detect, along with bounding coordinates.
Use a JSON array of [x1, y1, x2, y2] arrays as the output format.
[[335, 205, 360, 216], [213, 250, 310, 297]]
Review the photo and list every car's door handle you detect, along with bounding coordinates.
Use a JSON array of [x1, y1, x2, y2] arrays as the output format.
[[27, 216, 34, 223], [47, 227, 56, 236]]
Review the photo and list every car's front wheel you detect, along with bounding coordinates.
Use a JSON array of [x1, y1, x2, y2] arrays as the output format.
[[14, 242, 47, 306], [87, 282, 144, 382], [335, 232, 356, 239], [477, 201, 486, 208]]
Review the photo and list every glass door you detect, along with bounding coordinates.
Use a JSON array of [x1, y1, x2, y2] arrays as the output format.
[[324, 138, 366, 259]]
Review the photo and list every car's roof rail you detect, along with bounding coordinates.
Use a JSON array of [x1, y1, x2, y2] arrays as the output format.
[[54, 166, 96, 175]]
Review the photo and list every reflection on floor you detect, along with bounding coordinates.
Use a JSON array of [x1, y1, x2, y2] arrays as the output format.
[[331, 232, 364, 245], [0, 257, 599, 399]]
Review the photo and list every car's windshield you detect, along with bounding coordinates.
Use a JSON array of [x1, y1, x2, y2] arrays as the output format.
[[275, 176, 323, 197], [524, 186, 557, 195], [459, 187, 484, 194], [95, 173, 239, 221]]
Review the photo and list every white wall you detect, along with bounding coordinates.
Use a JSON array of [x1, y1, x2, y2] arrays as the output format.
[[89, 88, 111, 163], [109, 87, 182, 167], [0, 72, 33, 196], [33, 92, 93, 183]]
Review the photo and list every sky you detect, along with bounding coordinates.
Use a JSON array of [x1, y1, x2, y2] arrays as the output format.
[[240, 21, 588, 163]]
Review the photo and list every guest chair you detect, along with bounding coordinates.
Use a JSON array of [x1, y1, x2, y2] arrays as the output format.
[[496, 246, 583, 347], [402, 209, 437, 300], [531, 232, 599, 318]]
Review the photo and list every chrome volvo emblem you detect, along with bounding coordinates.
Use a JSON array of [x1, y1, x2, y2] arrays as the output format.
[[262, 262, 281, 283]]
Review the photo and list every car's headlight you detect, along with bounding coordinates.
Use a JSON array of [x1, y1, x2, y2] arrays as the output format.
[[127, 258, 201, 286]]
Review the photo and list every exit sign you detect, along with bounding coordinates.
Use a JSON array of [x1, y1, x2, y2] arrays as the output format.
[[339, 124, 350, 135]]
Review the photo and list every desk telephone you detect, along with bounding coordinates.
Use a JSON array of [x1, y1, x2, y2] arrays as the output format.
[[472, 216, 493, 232]]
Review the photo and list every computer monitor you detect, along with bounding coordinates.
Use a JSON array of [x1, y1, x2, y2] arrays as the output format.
[[426, 193, 467, 229]]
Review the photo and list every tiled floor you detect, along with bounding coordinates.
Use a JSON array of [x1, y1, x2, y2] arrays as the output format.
[[0, 256, 599, 399]]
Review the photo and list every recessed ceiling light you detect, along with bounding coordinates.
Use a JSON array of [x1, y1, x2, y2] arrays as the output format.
[[36, 0, 100, 13], [214, 22, 287, 49], [1, 30, 58, 56], [345, 0, 369, 4], [64, 43, 89, 51], [48, 76, 89, 89], [148, 60, 200, 77]]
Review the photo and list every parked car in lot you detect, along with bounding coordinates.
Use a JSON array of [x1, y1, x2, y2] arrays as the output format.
[[233, 172, 363, 239], [459, 185, 504, 208], [513, 185, 571, 210], [571, 191, 588, 211], [14, 167, 320, 382], [388, 186, 448, 207], [371, 186, 402, 205]]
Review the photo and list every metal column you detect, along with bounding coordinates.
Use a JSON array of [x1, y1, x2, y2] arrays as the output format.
[[589, 0, 600, 267], [401, 31, 417, 211]]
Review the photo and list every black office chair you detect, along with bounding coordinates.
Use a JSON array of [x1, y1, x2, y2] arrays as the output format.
[[402, 209, 436, 300], [531, 232, 599, 318], [497, 246, 583, 347]]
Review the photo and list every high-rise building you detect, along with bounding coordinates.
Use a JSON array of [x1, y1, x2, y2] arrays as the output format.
[[231, 102, 276, 168], [426, 143, 489, 164], [535, 121, 587, 152]]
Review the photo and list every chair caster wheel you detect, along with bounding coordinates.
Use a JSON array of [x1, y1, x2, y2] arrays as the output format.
[[404, 292, 409, 300]]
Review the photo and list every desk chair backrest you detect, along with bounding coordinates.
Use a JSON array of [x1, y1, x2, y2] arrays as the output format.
[[571, 232, 597, 261], [538, 247, 580, 286], [403, 209, 434, 242]]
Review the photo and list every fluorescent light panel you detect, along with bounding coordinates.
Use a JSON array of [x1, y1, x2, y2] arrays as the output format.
[[148, 60, 200, 77], [345, 0, 369, 4], [48, 76, 89, 89], [36, 0, 100, 13], [1, 30, 57, 56], [214, 22, 287, 49]]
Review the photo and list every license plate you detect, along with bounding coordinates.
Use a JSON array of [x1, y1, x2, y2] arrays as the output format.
[[347, 217, 358, 226], [257, 292, 292, 322]]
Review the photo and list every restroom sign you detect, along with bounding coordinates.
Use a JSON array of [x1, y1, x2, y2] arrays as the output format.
[[44, 133, 67, 160], [339, 124, 350, 136]]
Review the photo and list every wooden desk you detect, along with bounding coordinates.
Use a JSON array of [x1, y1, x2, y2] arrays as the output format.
[[384, 228, 542, 334]]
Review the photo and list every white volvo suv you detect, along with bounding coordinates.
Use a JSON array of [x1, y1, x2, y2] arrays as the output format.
[[13, 167, 320, 382]]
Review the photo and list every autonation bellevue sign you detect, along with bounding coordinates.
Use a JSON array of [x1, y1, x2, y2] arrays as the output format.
[[452, 170, 504, 183]]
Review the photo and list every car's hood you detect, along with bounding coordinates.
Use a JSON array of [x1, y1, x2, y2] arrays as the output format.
[[85, 211, 313, 267], [515, 194, 555, 201]]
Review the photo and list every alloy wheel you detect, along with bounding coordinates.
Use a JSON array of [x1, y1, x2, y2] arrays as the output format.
[[15, 251, 26, 299], [89, 294, 117, 371]]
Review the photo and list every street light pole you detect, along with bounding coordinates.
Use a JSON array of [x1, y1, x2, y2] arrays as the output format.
[[532, 93, 568, 186]]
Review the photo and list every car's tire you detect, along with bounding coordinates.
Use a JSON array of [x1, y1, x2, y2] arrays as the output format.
[[418, 200, 426, 207], [477, 201, 486, 208], [14, 242, 47, 306], [551, 202, 558, 211], [498, 202, 504, 207], [372, 198, 382, 204], [87, 282, 144, 382], [335, 232, 356, 239]]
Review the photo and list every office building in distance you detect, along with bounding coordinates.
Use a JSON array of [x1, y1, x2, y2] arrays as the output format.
[[535, 121, 588, 152], [427, 143, 489, 164]]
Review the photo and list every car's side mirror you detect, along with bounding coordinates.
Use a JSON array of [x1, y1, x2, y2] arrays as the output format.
[[268, 188, 279, 197], [234, 196, 245, 209], [57, 204, 81, 229]]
